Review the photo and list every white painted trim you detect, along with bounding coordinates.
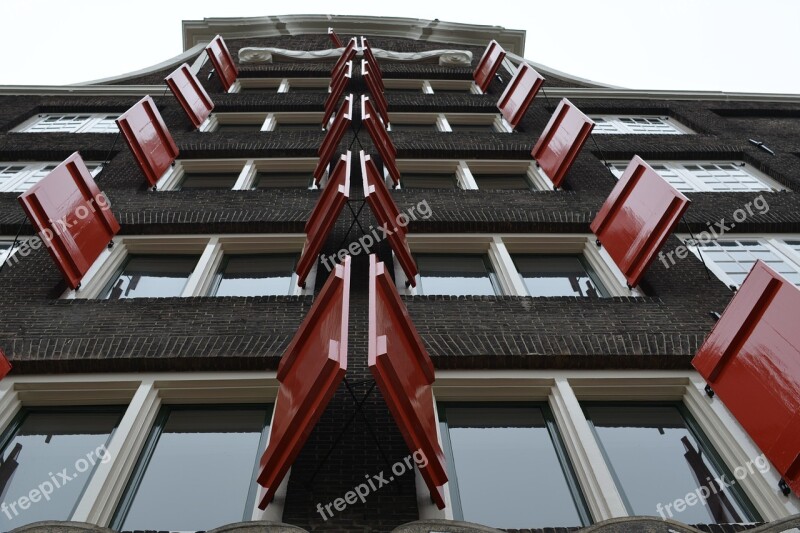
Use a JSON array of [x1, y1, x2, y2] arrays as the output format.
[[13, 113, 119, 134], [488, 237, 527, 296]]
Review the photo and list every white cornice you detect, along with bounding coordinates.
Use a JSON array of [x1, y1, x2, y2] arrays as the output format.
[[181, 14, 527, 55]]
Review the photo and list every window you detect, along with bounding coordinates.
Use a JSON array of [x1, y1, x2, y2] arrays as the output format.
[[0, 162, 102, 193], [401, 172, 459, 189], [438, 404, 590, 529], [200, 112, 323, 133], [180, 172, 241, 189], [233, 78, 326, 93], [685, 237, 800, 288], [66, 235, 313, 299], [15, 114, 119, 134], [0, 407, 124, 528], [397, 235, 634, 297], [472, 172, 531, 190], [591, 116, 690, 135], [414, 254, 500, 296], [512, 254, 607, 297], [112, 406, 270, 532], [388, 113, 512, 133], [584, 403, 758, 524], [156, 158, 319, 191], [101, 255, 200, 299], [210, 254, 298, 296], [0, 240, 16, 265], [608, 161, 785, 192]]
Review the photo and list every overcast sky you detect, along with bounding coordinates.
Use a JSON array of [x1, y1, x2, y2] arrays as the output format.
[[0, 0, 797, 92]]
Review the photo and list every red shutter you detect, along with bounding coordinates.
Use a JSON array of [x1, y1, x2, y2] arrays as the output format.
[[328, 27, 343, 48], [693, 261, 800, 495], [296, 152, 351, 286], [324, 60, 352, 127], [314, 94, 353, 185], [315, 95, 353, 184], [165, 63, 215, 129], [18, 152, 120, 290], [368, 254, 448, 509], [590, 156, 690, 287], [473, 40, 506, 94], [361, 151, 418, 286], [530, 98, 594, 189], [0, 348, 11, 381], [362, 95, 401, 185], [361, 37, 385, 92], [332, 38, 358, 82], [497, 62, 544, 130], [258, 256, 351, 508], [205, 35, 238, 92], [116, 96, 179, 187], [363, 59, 390, 126]]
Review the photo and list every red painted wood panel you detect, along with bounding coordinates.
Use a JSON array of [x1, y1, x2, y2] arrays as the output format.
[[530, 98, 594, 189], [497, 62, 544, 130], [165, 63, 215, 129], [362, 95, 400, 185], [206, 35, 238, 92], [116, 96, 179, 187], [473, 40, 506, 94]]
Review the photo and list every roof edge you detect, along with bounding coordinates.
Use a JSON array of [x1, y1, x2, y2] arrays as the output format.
[[181, 14, 527, 55]]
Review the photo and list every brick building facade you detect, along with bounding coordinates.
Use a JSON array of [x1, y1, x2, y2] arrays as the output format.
[[0, 14, 799, 533]]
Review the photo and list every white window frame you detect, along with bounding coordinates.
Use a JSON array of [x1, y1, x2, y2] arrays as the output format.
[[608, 160, 786, 193], [14, 114, 120, 134], [387, 112, 512, 133], [392, 159, 549, 191], [156, 157, 320, 191], [420, 369, 800, 522], [200, 112, 324, 133], [681, 234, 800, 289], [590, 115, 692, 135], [62, 234, 316, 300], [0, 371, 285, 527], [394, 234, 638, 297], [0, 161, 103, 193]]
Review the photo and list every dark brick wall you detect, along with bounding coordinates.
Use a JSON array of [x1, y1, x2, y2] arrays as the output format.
[[1, 31, 800, 532]]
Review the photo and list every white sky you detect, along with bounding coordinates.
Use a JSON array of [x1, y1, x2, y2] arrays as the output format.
[[0, 0, 797, 92]]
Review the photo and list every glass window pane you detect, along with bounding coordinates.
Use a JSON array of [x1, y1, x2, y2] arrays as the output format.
[[473, 173, 530, 190], [118, 408, 268, 531], [180, 173, 240, 189], [585, 404, 754, 524], [390, 123, 438, 131], [255, 172, 312, 189], [215, 124, 262, 133], [416, 254, 497, 296], [447, 123, 496, 133], [212, 254, 296, 296], [0, 409, 122, 528], [401, 173, 458, 189], [273, 123, 319, 131], [442, 406, 586, 528], [513, 255, 605, 297], [103, 255, 199, 299]]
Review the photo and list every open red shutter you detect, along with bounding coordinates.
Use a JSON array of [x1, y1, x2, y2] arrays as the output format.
[[361, 151, 417, 285], [258, 256, 351, 508], [590, 156, 690, 287], [497, 62, 544, 130], [116, 96, 179, 187], [324, 61, 352, 127], [362, 59, 389, 126], [530, 98, 594, 189], [368, 254, 448, 509], [362, 95, 400, 185], [693, 261, 800, 495], [296, 152, 351, 286], [18, 152, 120, 290], [0, 348, 11, 381], [361, 37, 385, 92], [315, 95, 353, 184], [165, 63, 215, 129], [205, 35, 238, 92], [328, 27, 343, 48], [332, 38, 358, 82], [473, 40, 506, 94]]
